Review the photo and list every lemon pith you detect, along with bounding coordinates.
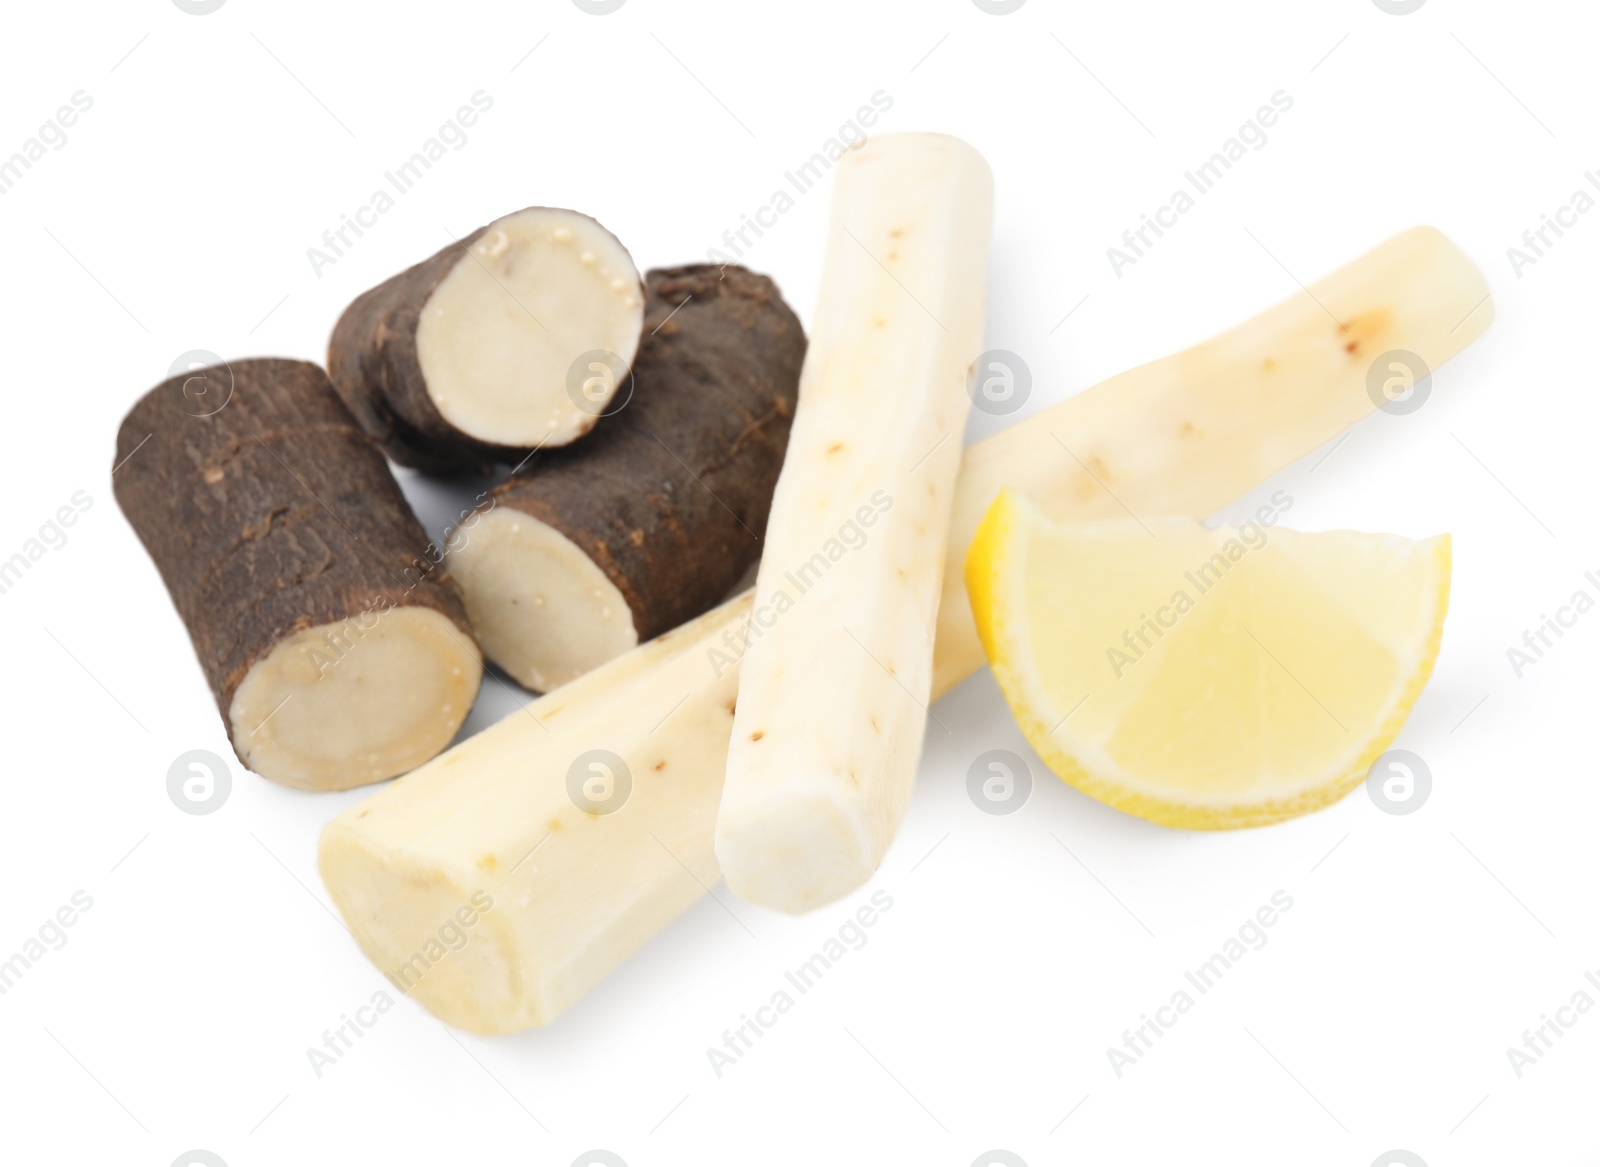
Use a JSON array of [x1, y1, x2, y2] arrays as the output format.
[[965, 488, 1451, 829]]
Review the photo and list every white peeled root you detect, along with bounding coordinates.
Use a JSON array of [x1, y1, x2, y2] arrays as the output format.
[[717, 132, 995, 915], [448, 506, 639, 692], [319, 600, 744, 1033], [934, 223, 1494, 693], [230, 607, 482, 791], [319, 225, 1493, 1031], [416, 207, 644, 447]]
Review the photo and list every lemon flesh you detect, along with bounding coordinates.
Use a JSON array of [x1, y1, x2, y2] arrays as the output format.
[[965, 489, 1451, 828]]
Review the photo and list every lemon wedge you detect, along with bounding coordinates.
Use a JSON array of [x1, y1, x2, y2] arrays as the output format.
[[965, 488, 1451, 828]]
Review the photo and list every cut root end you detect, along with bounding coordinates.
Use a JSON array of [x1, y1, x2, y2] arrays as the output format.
[[416, 207, 644, 449], [717, 791, 878, 915], [229, 607, 482, 790], [318, 828, 527, 1032], [449, 506, 639, 693]]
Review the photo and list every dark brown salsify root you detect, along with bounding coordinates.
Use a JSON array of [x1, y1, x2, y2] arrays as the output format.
[[447, 264, 806, 692], [327, 207, 645, 473], [114, 358, 482, 790]]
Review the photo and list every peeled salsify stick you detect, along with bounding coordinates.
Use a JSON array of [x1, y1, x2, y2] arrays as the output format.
[[320, 225, 1493, 1033], [934, 224, 1491, 695], [716, 132, 996, 914]]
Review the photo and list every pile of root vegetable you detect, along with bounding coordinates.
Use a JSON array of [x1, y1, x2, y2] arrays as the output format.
[[115, 133, 1493, 1034]]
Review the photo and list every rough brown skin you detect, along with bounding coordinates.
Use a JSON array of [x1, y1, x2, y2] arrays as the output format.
[[113, 358, 477, 761], [480, 264, 805, 649], [326, 225, 507, 472]]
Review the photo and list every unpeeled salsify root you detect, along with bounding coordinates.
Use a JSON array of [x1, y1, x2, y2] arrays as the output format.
[[328, 207, 645, 472], [446, 264, 805, 693], [115, 358, 482, 790]]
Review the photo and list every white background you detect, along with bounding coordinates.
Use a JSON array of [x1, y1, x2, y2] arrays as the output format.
[[0, 1, 1593, 1164]]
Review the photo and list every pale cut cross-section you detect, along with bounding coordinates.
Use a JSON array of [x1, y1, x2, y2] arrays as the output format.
[[448, 506, 638, 693], [416, 207, 644, 448], [230, 606, 482, 791]]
